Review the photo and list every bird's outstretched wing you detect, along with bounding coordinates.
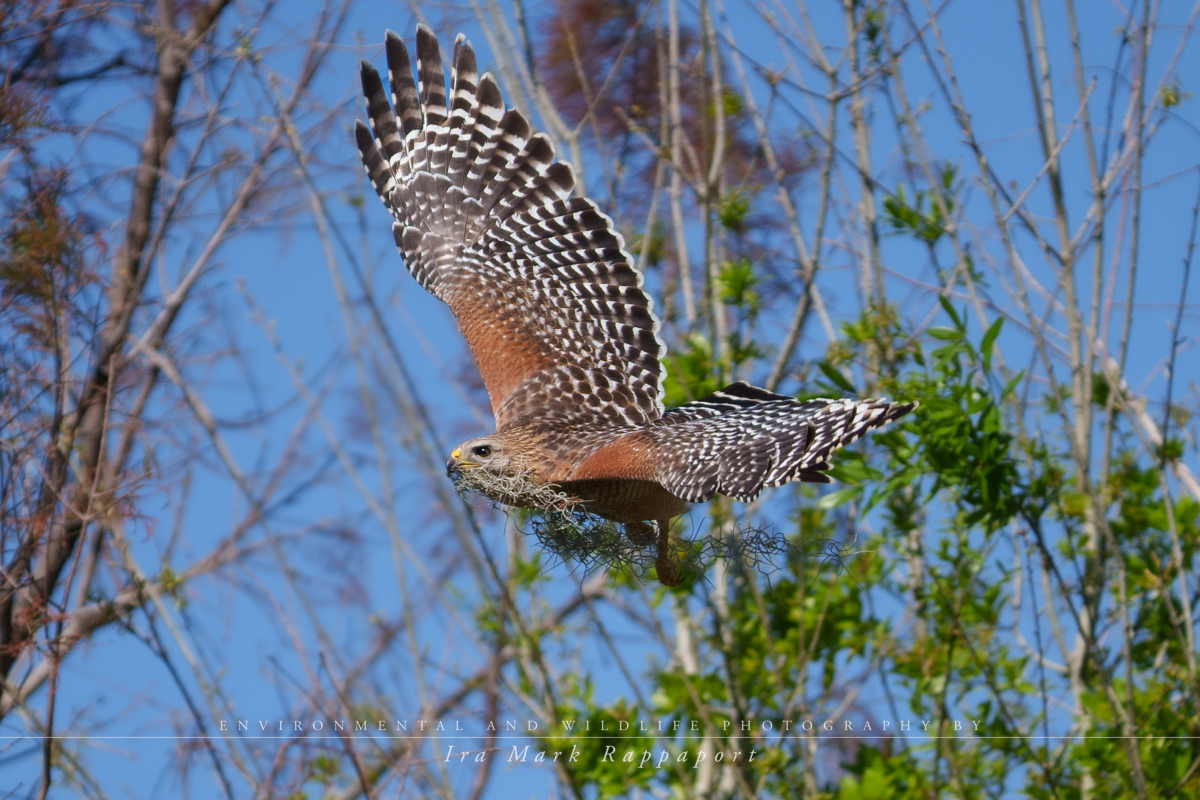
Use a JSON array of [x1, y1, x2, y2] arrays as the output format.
[[648, 382, 915, 502], [356, 26, 665, 431]]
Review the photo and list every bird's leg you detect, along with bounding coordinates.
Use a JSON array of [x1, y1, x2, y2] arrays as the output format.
[[624, 521, 655, 547], [655, 519, 682, 588]]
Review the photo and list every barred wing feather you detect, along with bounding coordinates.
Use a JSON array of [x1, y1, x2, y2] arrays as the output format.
[[356, 27, 666, 431]]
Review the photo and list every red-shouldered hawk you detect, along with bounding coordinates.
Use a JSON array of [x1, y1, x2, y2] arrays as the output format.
[[355, 26, 915, 586]]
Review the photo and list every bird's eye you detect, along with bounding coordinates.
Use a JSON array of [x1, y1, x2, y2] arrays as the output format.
[[471, 445, 493, 458]]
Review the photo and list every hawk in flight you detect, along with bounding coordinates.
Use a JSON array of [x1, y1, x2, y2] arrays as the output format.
[[355, 27, 914, 586]]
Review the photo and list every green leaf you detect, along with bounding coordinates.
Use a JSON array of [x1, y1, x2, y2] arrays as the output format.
[[819, 361, 857, 394], [980, 317, 1004, 372], [937, 295, 964, 327], [818, 486, 861, 510], [927, 326, 961, 341], [1001, 370, 1025, 400], [828, 455, 883, 485]]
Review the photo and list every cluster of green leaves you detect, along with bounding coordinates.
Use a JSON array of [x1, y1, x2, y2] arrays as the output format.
[[719, 191, 751, 232], [883, 165, 957, 245], [809, 307, 1052, 798], [628, 220, 667, 268], [664, 332, 723, 406], [719, 258, 759, 311], [1064, 448, 1200, 798], [821, 299, 1028, 537]]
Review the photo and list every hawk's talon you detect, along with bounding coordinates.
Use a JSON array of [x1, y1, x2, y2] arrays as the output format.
[[654, 519, 683, 588]]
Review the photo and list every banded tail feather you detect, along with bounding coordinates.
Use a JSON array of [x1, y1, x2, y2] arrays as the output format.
[[653, 383, 916, 503]]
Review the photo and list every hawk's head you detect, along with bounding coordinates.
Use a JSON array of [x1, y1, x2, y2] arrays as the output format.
[[446, 433, 564, 510], [446, 435, 525, 479]]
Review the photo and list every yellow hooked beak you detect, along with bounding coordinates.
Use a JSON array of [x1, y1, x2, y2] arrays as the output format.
[[446, 448, 479, 476]]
